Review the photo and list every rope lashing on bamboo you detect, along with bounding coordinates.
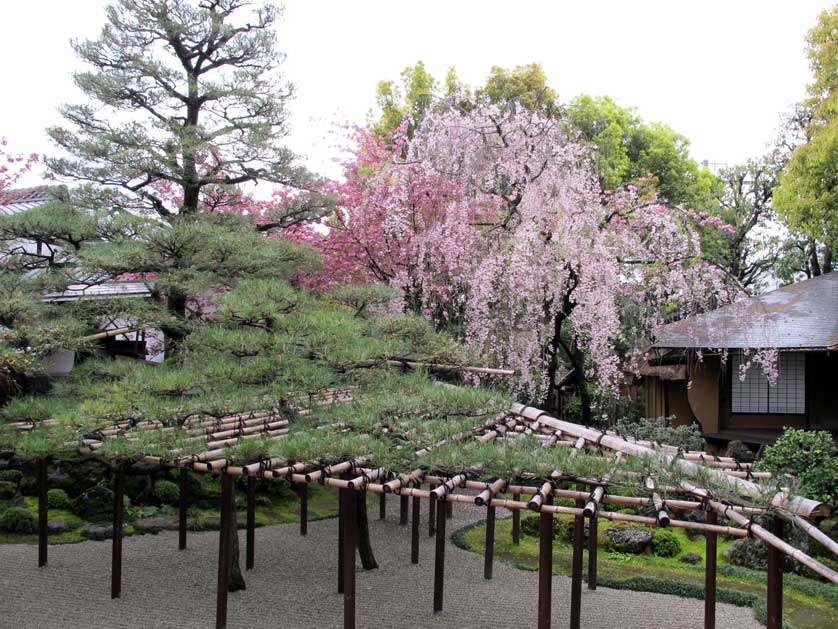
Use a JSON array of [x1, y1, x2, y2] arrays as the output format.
[[510, 403, 827, 518]]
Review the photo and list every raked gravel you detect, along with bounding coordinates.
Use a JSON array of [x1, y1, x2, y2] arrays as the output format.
[[0, 498, 763, 629]]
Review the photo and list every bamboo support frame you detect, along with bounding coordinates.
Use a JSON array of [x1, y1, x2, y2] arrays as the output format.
[[433, 497, 446, 613], [766, 515, 783, 629], [538, 494, 553, 629], [17, 398, 838, 629], [246, 476, 256, 571], [705, 509, 717, 629], [111, 472, 124, 599], [215, 474, 234, 629], [179, 468, 189, 550], [38, 458, 48, 568]]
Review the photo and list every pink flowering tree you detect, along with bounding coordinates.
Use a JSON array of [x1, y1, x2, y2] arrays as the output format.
[[317, 102, 741, 421], [0, 138, 38, 199]]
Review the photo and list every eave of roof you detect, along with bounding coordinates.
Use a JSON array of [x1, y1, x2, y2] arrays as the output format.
[[653, 272, 838, 350]]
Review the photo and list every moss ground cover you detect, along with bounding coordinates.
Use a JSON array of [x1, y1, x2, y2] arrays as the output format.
[[455, 515, 838, 629]]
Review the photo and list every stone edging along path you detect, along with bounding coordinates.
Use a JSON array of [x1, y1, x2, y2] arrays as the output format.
[[0, 500, 762, 628]]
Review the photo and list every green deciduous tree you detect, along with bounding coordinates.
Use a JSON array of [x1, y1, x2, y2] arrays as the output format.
[[774, 6, 838, 272]]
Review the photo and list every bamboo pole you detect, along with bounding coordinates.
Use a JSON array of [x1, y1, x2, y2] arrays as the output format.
[[429, 493, 436, 537], [512, 492, 521, 545], [411, 481, 420, 564], [570, 489, 585, 629], [342, 488, 357, 629], [299, 483, 308, 536], [433, 497, 447, 613], [705, 510, 717, 629], [179, 468, 188, 550], [400, 494, 409, 526], [766, 516, 783, 629], [484, 504, 496, 579], [709, 500, 838, 583], [38, 458, 48, 568], [379, 492, 386, 520], [588, 506, 598, 590], [512, 404, 829, 518], [215, 474, 234, 629], [111, 471, 124, 599], [537, 494, 553, 629], [246, 476, 255, 571], [337, 487, 344, 595]]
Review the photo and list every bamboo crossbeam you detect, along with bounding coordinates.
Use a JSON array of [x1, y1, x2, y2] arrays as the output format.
[[384, 359, 515, 376], [709, 500, 838, 584], [475, 479, 507, 506], [511, 404, 828, 518], [645, 477, 670, 527]]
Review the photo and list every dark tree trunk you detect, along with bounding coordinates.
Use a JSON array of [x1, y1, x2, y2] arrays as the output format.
[[227, 502, 246, 592], [355, 490, 378, 570], [809, 239, 823, 276], [823, 245, 833, 273]]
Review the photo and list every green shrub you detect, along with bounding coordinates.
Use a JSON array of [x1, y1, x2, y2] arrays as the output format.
[[0, 507, 37, 533], [47, 488, 71, 510], [614, 415, 704, 451], [0, 480, 16, 498], [755, 428, 838, 504], [155, 479, 180, 505], [652, 529, 681, 558], [0, 469, 23, 483]]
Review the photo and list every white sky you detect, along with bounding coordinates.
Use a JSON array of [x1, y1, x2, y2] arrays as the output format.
[[0, 0, 831, 184]]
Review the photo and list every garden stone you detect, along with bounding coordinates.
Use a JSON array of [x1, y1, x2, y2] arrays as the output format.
[[47, 518, 79, 534], [679, 552, 702, 564], [135, 516, 177, 534], [603, 526, 652, 554], [80, 524, 113, 541]]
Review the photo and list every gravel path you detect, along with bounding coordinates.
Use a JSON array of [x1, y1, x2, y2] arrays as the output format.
[[0, 499, 762, 629]]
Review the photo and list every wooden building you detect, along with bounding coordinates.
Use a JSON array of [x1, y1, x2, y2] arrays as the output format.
[[642, 272, 838, 447]]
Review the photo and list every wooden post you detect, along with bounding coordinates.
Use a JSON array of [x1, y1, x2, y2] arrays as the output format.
[[446, 499, 453, 520], [537, 495, 553, 629], [570, 493, 585, 629], [484, 505, 496, 579], [379, 491, 386, 520], [400, 494, 409, 526], [216, 474, 234, 629], [299, 482, 308, 536], [429, 494, 436, 537], [704, 510, 718, 629], [766, 515, 783, 629], [433, 497, 447, 613], [178, 467, 188, 550], [411, 482, 420, 564], [342, 488, 357, 629], [512, 492, 521, 545], [38, 458, 48, 567], [587, 508, 598, 590], [338, 487, 344, 594], [246, 476, 256, 571], [111, 471, 125, 599]]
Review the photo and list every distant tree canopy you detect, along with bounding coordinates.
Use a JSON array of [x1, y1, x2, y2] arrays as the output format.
[[774, 6, 838, 274]]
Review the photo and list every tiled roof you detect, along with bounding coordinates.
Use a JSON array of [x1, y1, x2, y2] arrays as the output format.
[[653, 272, 838, 350], [0, 186, 52, 215], [43, 282, 152, 302]]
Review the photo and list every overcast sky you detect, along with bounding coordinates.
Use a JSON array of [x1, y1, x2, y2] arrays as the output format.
[[0, 0, 831, 184]]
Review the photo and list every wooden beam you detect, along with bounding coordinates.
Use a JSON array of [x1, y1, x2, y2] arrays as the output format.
[[538, 495, 553, 629], [570, 493, 584, 629], [111, 471, 124, 599], [484, 505, 496, 579], [704, 510, 718, 629], [411, 482, 420, 564], [178, 468, 188, 550], [342, 488, 357, 629], [215, 474, 234, 629], [512, 492, 521, 545], [587, 509, 598, 590], [38, 458, 48, 568], [246, 476, 255, 571], [299, 483, 308, 536], [433, 498, 447, 613], [766, 516, 783, 629]]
